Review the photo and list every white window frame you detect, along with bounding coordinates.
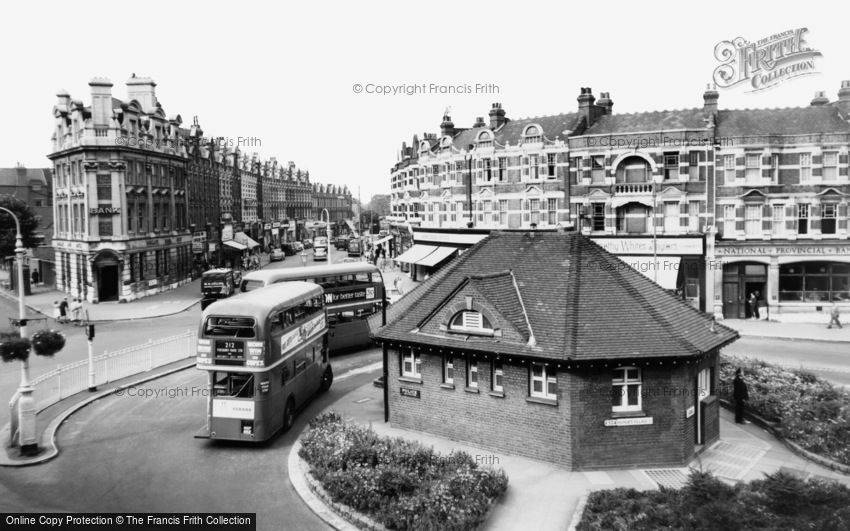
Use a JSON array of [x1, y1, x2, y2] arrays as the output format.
[[723, 204, 736, 237], [547, 198, 557, 226], [772, 204, 785, 237], [449, 311, 493, 335], [745, 153, 761, 183], [468, 359, 479, 388], [498, 199, 508, 226], [401, 350, 421, 379], [798, 204, 810, 235], [724, 155, 736, 182], [800, 152, 812, 182], [688, 201, 700, 232], [822, 204, 837, 235], [663, 202, 679, 233], [771, 154, 780, 183], [697, 367, 711, 402], [530, 363, 557, 400], [492, 361, 504, 393], [823, 152, 838, 181], [612, 367, 642, 412], [444, 356, 454, 385], [744, 204, 761, 237]]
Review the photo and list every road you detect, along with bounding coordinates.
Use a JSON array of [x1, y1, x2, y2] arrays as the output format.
[[724, 337, 850, 387], [0, 347, 383, 531]]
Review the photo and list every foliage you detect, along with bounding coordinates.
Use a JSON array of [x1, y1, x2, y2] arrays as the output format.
[[0, 195, 41, 257], [577, 470, 850, 530], [719, 354, 850, 465], [30, 329, 66, 357], [0, 331, 31, 362], [299, 412, 509, 530]]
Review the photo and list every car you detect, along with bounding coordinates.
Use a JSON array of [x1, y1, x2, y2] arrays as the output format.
[[293, 242, 304, 252], [301, 239, 313, 249], [270, 248, 285, 262], [335, 237, 350, 251], [281, 243, 297, 256]]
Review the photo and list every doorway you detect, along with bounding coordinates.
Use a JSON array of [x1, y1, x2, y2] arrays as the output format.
[[722, 263, 767, 319], [98, 265, 119, 301]]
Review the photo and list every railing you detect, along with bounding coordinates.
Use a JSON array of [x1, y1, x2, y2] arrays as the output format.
[[14, 329, 197, 413], [614, 183, 654, 194]]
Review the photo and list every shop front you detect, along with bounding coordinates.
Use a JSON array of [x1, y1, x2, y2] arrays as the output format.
[[715, 241, 850, 322]]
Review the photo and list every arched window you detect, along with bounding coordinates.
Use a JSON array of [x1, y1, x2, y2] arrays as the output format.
[[523, 125, 542, 144], [448, 310, 493, 334], [477, 130, 493, 148]]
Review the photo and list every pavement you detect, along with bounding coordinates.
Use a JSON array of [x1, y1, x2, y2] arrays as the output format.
[[300, 382, 850, 531], [721, 317, 850, 343]]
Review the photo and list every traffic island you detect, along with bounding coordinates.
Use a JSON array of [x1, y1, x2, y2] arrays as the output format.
[[294, 412, 508, 531]]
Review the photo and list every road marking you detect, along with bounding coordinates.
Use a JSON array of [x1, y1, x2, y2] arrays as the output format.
[[336, 361, 382, 381]]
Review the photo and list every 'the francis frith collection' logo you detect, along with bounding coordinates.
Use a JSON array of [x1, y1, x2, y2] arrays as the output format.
[[713, 28, 822, 92]]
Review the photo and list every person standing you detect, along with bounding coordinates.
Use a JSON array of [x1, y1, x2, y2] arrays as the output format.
[[733, 368, 749, 424], [52, 301, 61, 324], [748, 292, 760, 320], [58, 297, 69, 323], [31, 269, 40, 286], [828, 302, 842, 329], [71, 298, 82, 323]]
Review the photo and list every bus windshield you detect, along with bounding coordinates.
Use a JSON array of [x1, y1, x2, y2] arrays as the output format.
[[204, 316, 256, 338], [314, 237, 328, 246], [241, 280, 266, 292]]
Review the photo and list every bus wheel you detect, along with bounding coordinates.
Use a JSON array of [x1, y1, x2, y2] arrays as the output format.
[[283, 398, 295, 432], [320, 366, 333, 393]]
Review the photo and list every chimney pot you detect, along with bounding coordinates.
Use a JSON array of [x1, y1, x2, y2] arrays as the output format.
[[810, 91, 829, 106]]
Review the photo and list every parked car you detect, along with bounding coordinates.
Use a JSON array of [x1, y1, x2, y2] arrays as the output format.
[[348, 238, 363, 257], [270, 248, 285, 262], [293, 242, 304, 252], [281, 243, 297, 256], [301, 239, 313, 249]]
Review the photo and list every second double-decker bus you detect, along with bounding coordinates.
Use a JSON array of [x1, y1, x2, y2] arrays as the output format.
[[239, 262, 386, 353], [195, 282, 332, 442]]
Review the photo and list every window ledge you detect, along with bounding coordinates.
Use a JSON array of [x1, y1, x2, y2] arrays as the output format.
[[464, 386, 480, 394], [440, 383, 455, 390], [398, 376, 422, 385], [489, 391, 505, 398], [611, 409, 646, 418], [701, 395, 717, 405], [526, 396, 557, 407]]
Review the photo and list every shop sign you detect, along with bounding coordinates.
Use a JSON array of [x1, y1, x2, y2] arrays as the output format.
[[221, 224, 233, 242], [603, 417, 653, 427], [208, 243, 218, 252], [686, 406, 695, 418], [400, 387, 421, 399], [272, 222, 280, 228], [716, 245, 850, 256], [90, 207, 120, 215], [192, 233, 206, 253], [591, 238, 703, 256], [264, 223, 271, 230]]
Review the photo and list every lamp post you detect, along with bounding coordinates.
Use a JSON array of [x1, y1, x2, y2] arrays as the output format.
[[1, 206, 36, 454], [321, 208, 332, 266], [465, 144, 474, 228]]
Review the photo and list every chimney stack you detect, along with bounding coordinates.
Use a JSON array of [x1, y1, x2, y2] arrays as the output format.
[[596, 92, 614, 115], [577, 87, 598, 126], [89, 78, 114, 127], [703, 83, 719, 117], [837, 80, 850, 117], [473, 116, 486, 128], [489, 103, 507, 129], [126, 74, 158, 112], [440, 113, 455, 137], [810, 90, 829, 106], [56, 89, 71, 109]]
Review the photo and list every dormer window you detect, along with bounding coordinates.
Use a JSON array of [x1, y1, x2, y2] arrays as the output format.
[[440, 136, 452, 150], [477, 131, 493, 148], [449, 310, 493, 335], [523, 125, 542, 144]]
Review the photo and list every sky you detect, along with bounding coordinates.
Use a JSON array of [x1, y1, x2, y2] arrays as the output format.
[[0, 0, 847, 202]]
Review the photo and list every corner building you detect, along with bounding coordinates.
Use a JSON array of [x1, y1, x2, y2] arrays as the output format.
[[374, 232, 738, 470]]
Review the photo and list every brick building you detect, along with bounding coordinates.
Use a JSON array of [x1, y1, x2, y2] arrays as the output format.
[[389, 82, 850, 321], [374, 231, 738, 470]]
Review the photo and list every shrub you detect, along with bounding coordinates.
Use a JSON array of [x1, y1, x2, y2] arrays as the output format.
[[300, 412, 508, 530], [0, 332, 31, 362], [720, 354, 850, 466]]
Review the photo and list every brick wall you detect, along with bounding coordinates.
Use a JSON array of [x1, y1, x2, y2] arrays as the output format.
[[388, 349, 573, 467]]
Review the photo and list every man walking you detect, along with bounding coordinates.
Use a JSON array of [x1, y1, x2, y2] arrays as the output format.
[[828, 302, 842, 329], [748, 292, 760, 320], [733, 368, 749, 424]]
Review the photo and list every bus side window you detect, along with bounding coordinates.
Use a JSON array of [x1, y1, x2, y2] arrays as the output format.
[[281, 363, 290, 385], [285, 310, 295, 326], [356, 273, 370, 284]]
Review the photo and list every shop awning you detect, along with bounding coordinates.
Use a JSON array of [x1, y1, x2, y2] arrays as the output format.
[[373, 235, 394, 247], [618, 256, 682, 290], [416, 246, 457, 268], [223, 240, 247, 251], [395, 244, 438, 264], [234, 232, 260, 249]]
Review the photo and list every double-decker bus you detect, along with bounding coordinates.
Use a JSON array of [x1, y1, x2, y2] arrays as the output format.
[[313, 236, 328, 261], [239, 262, 386, 352], [195, 282, 332, 441]]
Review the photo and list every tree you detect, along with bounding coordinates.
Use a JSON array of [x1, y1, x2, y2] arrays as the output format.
[[0, 195, 41, 258], [367, 194, 391, 217]]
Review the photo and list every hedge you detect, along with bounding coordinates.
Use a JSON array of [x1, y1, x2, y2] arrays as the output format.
[[719, 354, 850, 466], [299, 412, 508, 530], [577, 470, 850, 530]]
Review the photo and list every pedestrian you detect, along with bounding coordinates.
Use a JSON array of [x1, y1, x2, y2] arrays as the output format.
[[31, 269, 40, 286], [71, 298, 82, 323], [375, 243, 384, 270], [393, 275, 403, 296], [52, 300, 61, 324], [733, 368, 749, 424], [748, 292, 760, 320], [251, 254, 259, 270], [380, 245, 387, 271], [828, 302, 842, 329], [58, 297, 69, 323]]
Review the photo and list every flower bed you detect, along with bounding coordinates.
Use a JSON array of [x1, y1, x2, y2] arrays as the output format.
[[718, 354, 850, 466], [577, 470, 850, 530], [299, 412, 508, 531]]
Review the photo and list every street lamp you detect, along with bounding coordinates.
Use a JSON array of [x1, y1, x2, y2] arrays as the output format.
[[1, 206, 36, 454], [321, 208, 332, 266]]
